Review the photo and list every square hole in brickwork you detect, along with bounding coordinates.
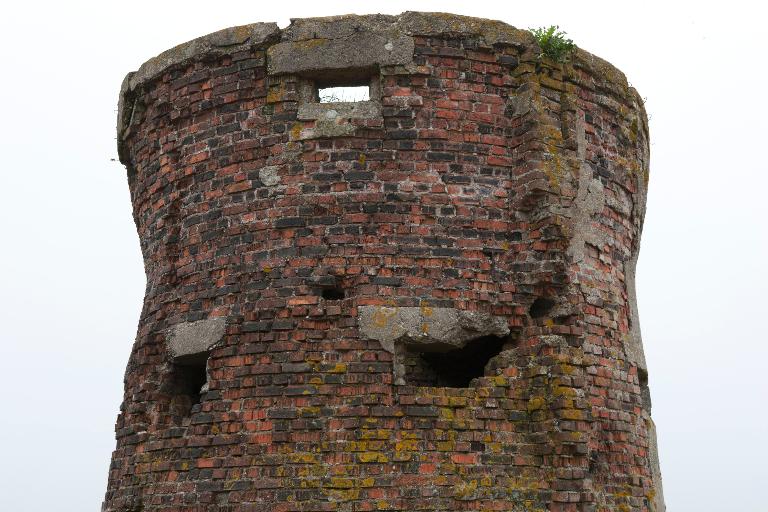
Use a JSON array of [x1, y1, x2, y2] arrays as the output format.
[[318, 85, 370, 103], [402, 335, 509, 388], [170, 352, 209, 416]]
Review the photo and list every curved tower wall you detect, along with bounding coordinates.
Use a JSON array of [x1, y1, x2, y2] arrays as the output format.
[[106, 12, 662, 512]]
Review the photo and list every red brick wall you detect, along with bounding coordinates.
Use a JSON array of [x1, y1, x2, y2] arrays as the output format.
[[106, 14, 658, 512]]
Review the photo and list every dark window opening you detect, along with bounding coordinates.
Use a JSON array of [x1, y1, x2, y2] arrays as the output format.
[[638, 367, 648, 387], [319, 287, 345, 300], [638, 367, 652, 413], [402, 335, 509, 388], [529, 297, 556, 318], [589, 453, 599, 473], [170, 352, 209, 416]]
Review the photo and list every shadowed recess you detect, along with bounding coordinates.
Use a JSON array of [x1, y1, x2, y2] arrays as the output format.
[[169, 352, 209, 416], [403, 335, 509, 387], [529, 297, 556, 318]]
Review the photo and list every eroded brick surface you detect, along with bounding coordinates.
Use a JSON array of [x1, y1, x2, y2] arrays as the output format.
[[105, 12, 662, 512]]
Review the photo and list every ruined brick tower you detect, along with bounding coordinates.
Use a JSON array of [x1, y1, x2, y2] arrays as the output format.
[[106, 12, 663, 512]]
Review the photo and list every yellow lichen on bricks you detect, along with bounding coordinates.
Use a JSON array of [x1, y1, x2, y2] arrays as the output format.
[[291, 38, 328, 50], [395, 439, 418, 452], [266, 82, 285, 104], [289, 122, 303, 141], [290, 453, 319, 464], [357, 451, 389, 463], [527, 396, 546, 412], [453, 479, 478, 500]]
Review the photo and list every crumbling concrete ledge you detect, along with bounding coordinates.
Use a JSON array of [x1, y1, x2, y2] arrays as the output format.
[[165, 317, 227, 361], [357, 305, 509, 354]]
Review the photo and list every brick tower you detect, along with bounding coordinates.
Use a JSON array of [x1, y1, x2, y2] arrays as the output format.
[[105, 12, 663, 512]]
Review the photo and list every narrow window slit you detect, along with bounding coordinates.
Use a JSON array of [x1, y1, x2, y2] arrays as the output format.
[[638, 367, 652, 413], [170, 351, 210, 416], [638, 367, 648, 387], [402, 335, 509, 388]]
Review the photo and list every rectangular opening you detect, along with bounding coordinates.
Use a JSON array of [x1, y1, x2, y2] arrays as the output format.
[[296, 73, 382, 122], [402, 335, 510, 388], [170, 351, 210, 417], [318, 85, 370, 103]]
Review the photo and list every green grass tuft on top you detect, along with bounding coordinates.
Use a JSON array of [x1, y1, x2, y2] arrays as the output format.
[[530, 26, 577, 63]]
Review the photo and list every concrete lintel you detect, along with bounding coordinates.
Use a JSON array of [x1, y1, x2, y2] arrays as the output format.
[[358, 305, 510, 354], [166, 317, 227, 360], [267, 33, 414, 76], [297, 101, 381, 121]]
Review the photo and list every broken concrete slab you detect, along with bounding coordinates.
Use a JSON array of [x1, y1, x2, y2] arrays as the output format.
[[358, 305, 510, 354], [267, 33, 414, 76], [166, 317, 227, 360]]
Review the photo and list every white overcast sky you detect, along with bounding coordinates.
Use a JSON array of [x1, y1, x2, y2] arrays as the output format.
[[0, 1, 765, 510]]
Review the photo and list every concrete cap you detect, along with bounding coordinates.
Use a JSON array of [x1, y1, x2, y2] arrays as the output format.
[[166, 317, 227, 361]]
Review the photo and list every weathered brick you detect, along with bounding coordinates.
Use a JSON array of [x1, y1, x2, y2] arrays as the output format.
[[106, 12, 660, 512]]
